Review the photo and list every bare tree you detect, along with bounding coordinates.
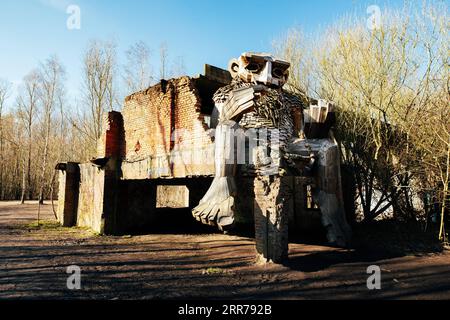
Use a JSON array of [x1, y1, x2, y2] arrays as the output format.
[[159, 42, 168, 80], [37, 56, 66, 204], [124, 41, 153, 93], [0, 79, 11, 200], [0, 112, 22, 200], [80, 40, 118, 156], [16, 70, 40, 203], [274, 1, 449, 235], [171, 55, 187, 78], [273, 28, 315, 103]]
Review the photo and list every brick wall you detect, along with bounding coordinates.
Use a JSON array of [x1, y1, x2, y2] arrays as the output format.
[[97, 111, 124, 158], [121, 77, 215, 179], [156, 185, 189, 208]]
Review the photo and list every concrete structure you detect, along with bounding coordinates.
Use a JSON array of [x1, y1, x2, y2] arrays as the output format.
[[56, 162, 80, 227], [56, 58, 351, 264]]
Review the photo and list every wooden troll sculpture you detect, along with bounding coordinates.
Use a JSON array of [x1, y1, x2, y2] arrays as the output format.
[[192, 52, 351, 247]]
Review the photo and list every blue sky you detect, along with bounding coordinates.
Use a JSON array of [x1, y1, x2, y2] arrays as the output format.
[[0, 0, 408, 107]]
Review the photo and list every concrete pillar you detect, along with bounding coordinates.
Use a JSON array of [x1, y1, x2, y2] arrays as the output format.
[[253, 176, 291, 264], [57, 162, 80, 227], [99, 158, 121, 235]]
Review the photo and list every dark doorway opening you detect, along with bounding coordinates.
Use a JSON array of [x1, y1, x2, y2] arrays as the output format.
[[117, 177, 221, 235]]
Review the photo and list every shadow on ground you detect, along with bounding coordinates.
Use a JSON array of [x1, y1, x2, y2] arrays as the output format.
[[0, 201, 449, 300]]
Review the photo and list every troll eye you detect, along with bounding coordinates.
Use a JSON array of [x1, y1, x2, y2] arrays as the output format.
[[246, 63, 261, 73], [272, 67, 284, 78]]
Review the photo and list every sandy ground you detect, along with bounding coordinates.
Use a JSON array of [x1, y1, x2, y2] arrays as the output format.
[[0, 201, 449, 300]]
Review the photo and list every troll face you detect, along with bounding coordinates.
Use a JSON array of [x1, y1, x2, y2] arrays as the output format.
[[228, 52, 290, 88]]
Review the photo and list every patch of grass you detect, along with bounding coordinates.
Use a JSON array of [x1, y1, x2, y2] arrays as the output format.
[[12, 219, 99, 241], [90, 231, 103, 237], [202, 267, 226, 275], [23, 220, 61, 230]]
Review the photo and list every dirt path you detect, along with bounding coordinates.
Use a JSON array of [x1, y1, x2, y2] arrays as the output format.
[[0, 201, 449, 300]]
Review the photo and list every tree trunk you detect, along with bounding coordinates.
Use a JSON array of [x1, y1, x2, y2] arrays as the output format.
[[0, 120, 3, 201], [39, 117, 51, 205], [439, 143, 450, 241], [0, 102, 3, 200], [20, 157, 26, 204], [38, 150, 45, 204]]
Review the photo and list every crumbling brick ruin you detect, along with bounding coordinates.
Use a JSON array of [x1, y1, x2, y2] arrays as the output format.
[[57, 55, 351, 264]]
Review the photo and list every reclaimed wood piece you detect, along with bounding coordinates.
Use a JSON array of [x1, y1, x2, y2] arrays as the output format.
[[192, 85, 258, 229], [193, 76, 301, 231], [192, 123, 237, 228], [287, 138, 352, 246], [254, 176, 290, 264]]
